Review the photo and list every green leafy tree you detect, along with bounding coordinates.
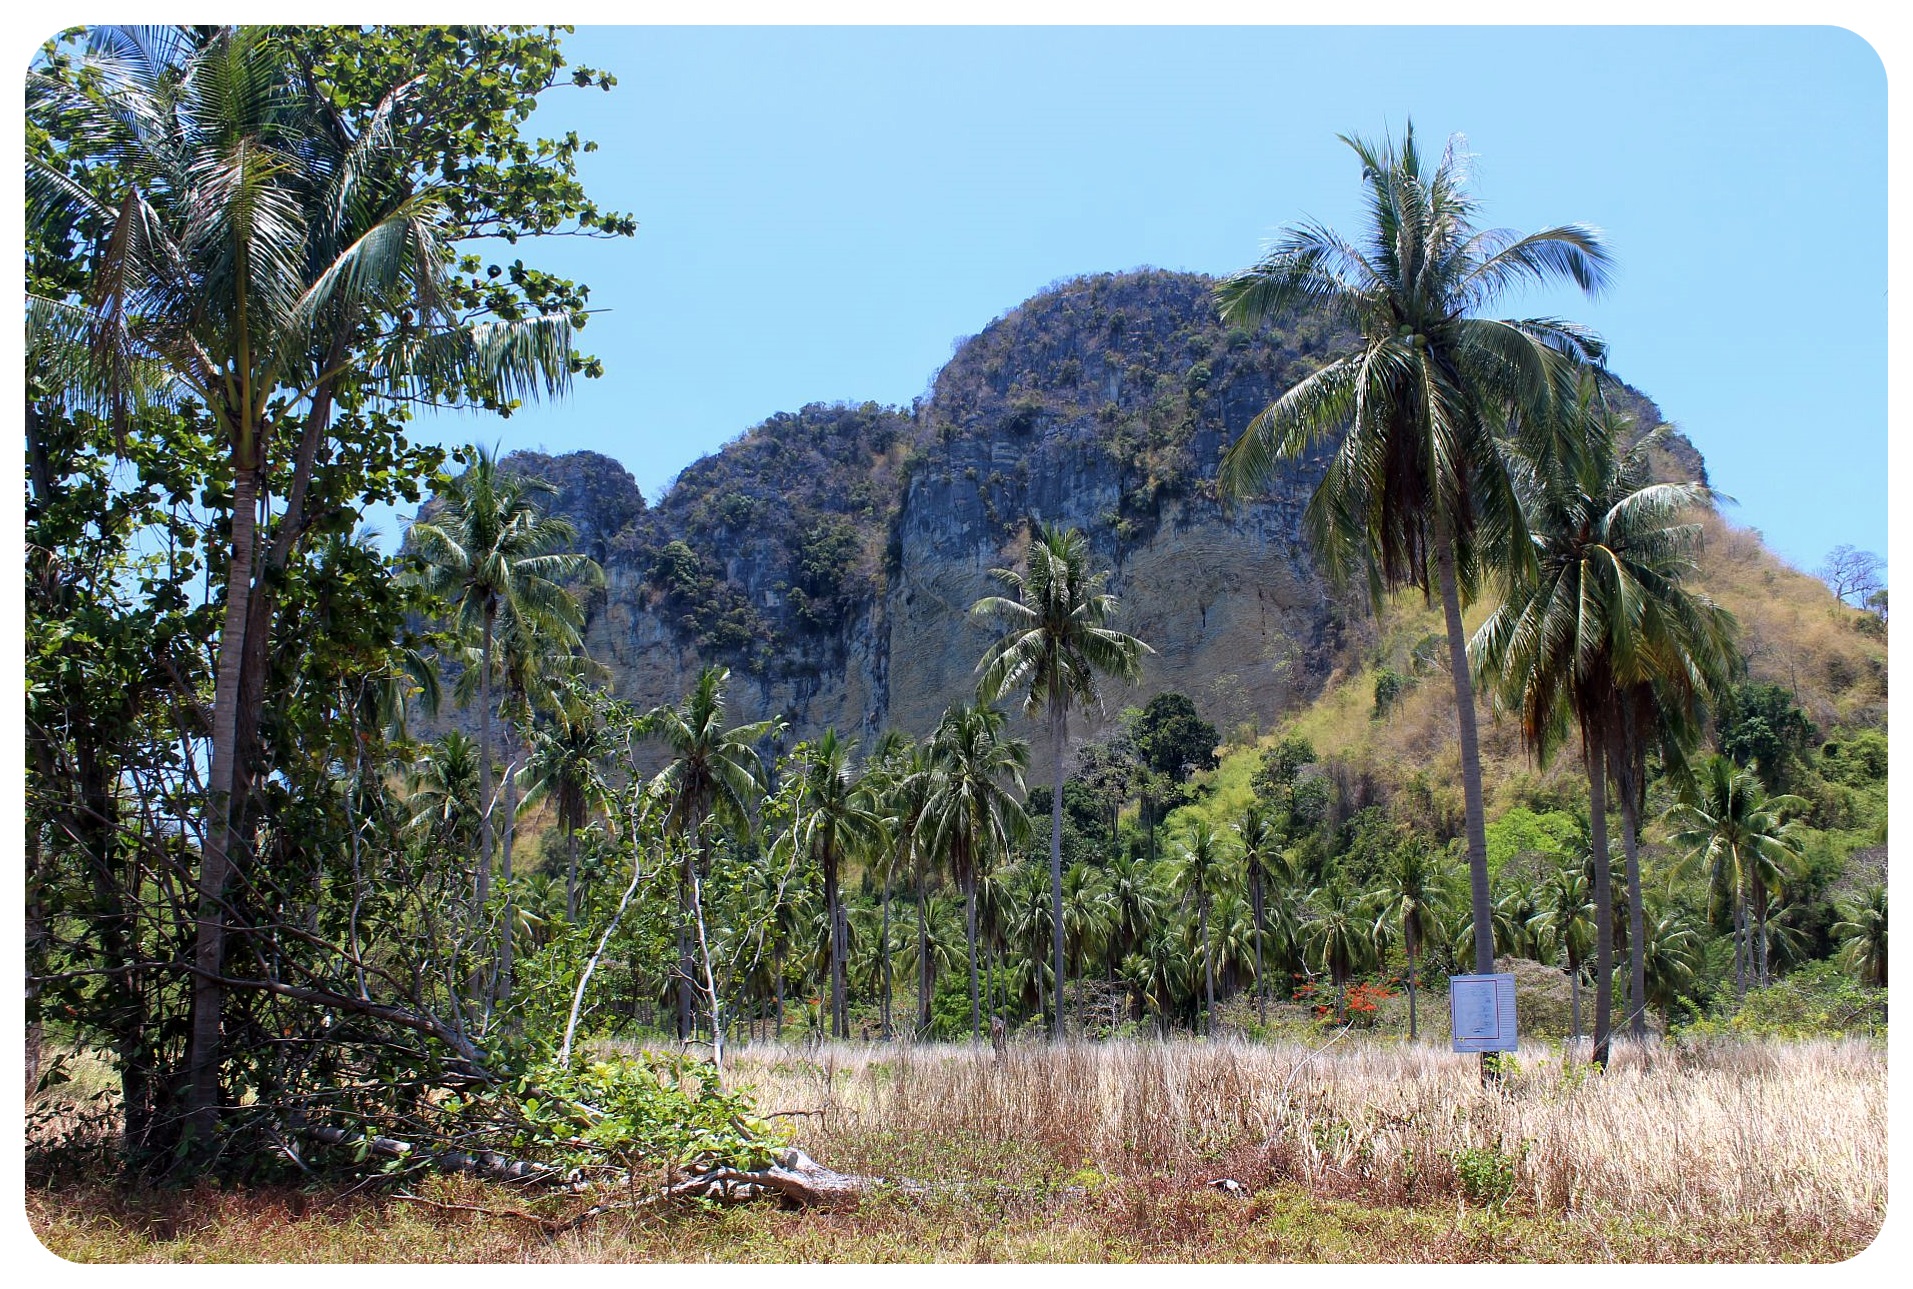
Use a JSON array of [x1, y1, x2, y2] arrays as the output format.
[[28, 25, 623, 1146], [1216, 124, 1610, 1037], [1133, 691, 1220, 783], [974, 524, 1150, 1038]]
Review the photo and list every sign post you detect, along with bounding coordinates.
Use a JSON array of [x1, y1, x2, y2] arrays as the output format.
[[1449, 973, 1518, 1053]]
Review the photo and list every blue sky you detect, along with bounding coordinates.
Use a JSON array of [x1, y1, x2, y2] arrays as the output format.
[[417, 25, 1887, 576]]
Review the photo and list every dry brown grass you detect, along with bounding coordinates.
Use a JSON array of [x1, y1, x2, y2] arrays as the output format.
[[27, 1038, 1886, 1263]]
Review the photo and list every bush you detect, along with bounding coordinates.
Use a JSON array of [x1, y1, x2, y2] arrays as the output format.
[[1452, 1143, 1520, 1206], [1677, 959, 1886, 1040]]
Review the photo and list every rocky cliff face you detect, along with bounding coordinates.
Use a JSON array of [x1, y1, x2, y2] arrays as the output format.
[[480, 268, 1691, 774]]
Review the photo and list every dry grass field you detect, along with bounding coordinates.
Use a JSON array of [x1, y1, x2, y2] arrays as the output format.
[[27, 1035, 1886, 1263]]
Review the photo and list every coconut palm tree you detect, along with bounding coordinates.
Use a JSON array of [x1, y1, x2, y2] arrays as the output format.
[[641, 666, 784, 1040], [411, 447, 601, 917], [1172, 819, 1235, 1035], [1833, 886, 1888, 989], [974, 524, 1151, 1038], [1306, 880, 1378, 1022], [1637, 897, 1703, 1025], [28, 28, 581, 1143], [1531, 856, 1597, 1040], [1664, 756, 1806, 999], [407, 732, 484, 858], [1216, 125, 1610, 1027], [787, 730, 885, 1039], [1236, 803, 1285, 1025], [924, 702, 1030, 1041], [518, 682, 616, 923], [1374, 843, 1448, 1039], [1472, 394, 1733, 1063]]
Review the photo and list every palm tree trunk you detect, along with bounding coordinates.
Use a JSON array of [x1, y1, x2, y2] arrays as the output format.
[[1252, 870, 1267, 1027], [566, 823, 579, 924], [497, 753, 518, 1003], [1407, 942, 1418, 1040], [478, 607, 495, 915], [1432, 521, 1494, 978], [774, 936, 785, 1040], [1589, 746, 1616, 1068], [965, 872, 980, 1043], [1435, 518, 1498, 1082], [915, 867, 930, 1037], [824, 845, 844, 1040], [1200, 893, 1215, 1036], [186, 461, 262, 1148], [678, 843, 697, 1040], [880, 863, 893, 1041], [1568, 954, 1582, 1041], [1733, 886, 1748, 1000], [1619, 789, 1648, 1039], [1049, 703, 1067, 1042]]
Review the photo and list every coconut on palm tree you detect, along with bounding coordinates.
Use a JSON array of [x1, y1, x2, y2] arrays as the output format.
[[1216, 125, 1611, 1036], [924, 702, 1030, 1041], [974, 524, 1150, 1039]]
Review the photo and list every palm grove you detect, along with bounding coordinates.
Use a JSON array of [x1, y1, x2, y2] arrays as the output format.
[[26, 28, 1886, 1184]]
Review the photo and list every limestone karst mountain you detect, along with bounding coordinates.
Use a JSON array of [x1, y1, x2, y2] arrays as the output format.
[[461, 268, 1700, 773]]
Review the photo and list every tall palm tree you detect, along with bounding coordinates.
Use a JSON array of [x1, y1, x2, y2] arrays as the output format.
[[1531, 856, 1597, 1040], [411, 446, 601, 918], [1833, 886, 1888, 989], [1664, 755, 1806, 999], [1374, 844, 1448, 1039], [518, 683, 616, 923], [1236, 803, 1284, 1025], [1637, 897, 1703, 1025], [29, 27, 579, 1144], [1173, 819, 1235, 1035], [974, 524, 1150, 1039], [641, 666, 784, 1039], [1216, 124, 1611, 1029], [1473, 398, 1732, 1063], [788, 730, 885, 1039], [924, 702, 1030, 1041]]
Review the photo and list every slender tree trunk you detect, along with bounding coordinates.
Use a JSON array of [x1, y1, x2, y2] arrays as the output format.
[[678, 843, 696, 1040], [1434, 519, 1497, 1082], [1619, 789, 1648, 1039], [478, 607, 495, 915], [1733, 886, 1748, 1000], [1049, 703, 1067, 1041], [497, 754, 518, 1003], [1569, 954, 1582, 1041], [774, 936, 785, 1040], [1407, 942, 1418, 1040], [965, 871, 980, 1042], [566, 825, 579, 924], [880, 864, 893, 1040], [1753, 873, 1770, 989], [186, 461, 262, 1149], [915, 867, 930, 1036], [1589, 746, 1616, 1068], [1252, 870, 1267, 1027], [823, 843, 843, 1040], [1200, 892, 1215, 1036]]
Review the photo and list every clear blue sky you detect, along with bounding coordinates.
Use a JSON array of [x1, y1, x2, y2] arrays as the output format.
[[416, 25, 1886, 577]]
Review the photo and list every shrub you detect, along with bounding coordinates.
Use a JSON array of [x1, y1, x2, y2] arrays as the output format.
[[1677, 959, 1887, 1040], [1452, 1143, 1520, 1206]]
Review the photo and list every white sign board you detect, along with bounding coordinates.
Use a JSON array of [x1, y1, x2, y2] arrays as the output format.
[[1449, 973, 1518, 1052]]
